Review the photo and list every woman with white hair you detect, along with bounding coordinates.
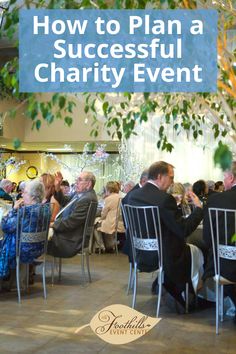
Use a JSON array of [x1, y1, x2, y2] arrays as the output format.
[[0, 179, 50, 279]]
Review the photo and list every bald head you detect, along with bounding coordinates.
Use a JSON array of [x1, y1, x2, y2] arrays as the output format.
[[75, 171, 96, 193]]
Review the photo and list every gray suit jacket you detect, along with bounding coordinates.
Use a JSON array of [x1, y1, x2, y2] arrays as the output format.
[[47, 189, 97, 258]]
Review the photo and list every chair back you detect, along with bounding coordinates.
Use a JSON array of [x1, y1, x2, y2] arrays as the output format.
[[115, 197, 122, 224], [121, 202, 134, 261], [123, 204, 163, 271], [110, 198, 123, 254], [82, 201, 98, 252], [16, 203, 51, 260], [208, 207, 236, 278], [121, 202, 128, 228]]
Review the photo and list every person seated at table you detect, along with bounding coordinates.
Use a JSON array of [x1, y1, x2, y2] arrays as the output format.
[[122, 180, 135, 196], [214, 180, 224, 192], [203, 161, 236, 324], [16, 181, 26, 200], [128, 161, 204, 312], [40, 173, 60, 222], [0, 179, 13, 203], [47, 171, 97, 258], [122, 169, 149, 261], [0, 180, 49, 283], [168, 182, 191, 218], [60, 180, 70, 196], [206, 180, 216, 197], [193, 179, 208, 205], [183, 182, 192, 193], [94, 181, 125, 252], [11, 182, 17, 193]]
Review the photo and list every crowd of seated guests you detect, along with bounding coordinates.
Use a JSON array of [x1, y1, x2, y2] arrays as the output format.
[[168, 179, 224, 216], [0, 170, 98, 289], [121, 166, 236, 322], [0, 167, 234, 325]]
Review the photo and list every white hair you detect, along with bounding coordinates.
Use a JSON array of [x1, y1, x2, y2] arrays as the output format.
[[0, 179, 12, 191], [207, 180, 215, 190], [24, 179, 45, 203]]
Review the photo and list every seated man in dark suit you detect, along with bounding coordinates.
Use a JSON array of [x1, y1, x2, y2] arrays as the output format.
[[203, 161, 236, 322], [47, 171, 97, 258], [122, 169, 149, 261], [127, 161, 203, 311]]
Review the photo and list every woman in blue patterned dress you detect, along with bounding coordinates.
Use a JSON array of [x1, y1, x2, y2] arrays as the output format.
[[0, 179, 50, 279]]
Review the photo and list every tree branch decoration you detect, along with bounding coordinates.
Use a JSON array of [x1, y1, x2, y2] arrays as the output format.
[[0, 0, 235, 170], [111, 139, 145, 182], [0, 155, 26, 179], [43, 143, 109, 177]]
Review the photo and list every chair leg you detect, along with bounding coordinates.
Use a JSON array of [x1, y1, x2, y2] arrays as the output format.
[[81, 253, 86, 284], [220, 284, 224, 322], [51, 257, 55, 285], [156, 270, 163, 317], [85, 252, 92, 283], [185, 282, 189, 314], [132, 263, 137, 309], [25, 264, 29, 291], [58, 258, 62, 282], [93, 229, 104, 254], [16, 256, 21, 303], [42, 258, 47, 299], [88, 231, 94, 255], [115, 234, 119, 255], [127, 262, 133, 295], [112, 232, 118, 255], [216, 280, 219, 335]]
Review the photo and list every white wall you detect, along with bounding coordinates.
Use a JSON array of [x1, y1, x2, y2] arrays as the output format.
[[126, 116, 225, 183]]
